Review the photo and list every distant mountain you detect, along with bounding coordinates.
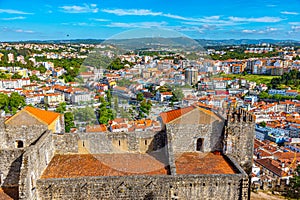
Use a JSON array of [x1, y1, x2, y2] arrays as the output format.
[[7, 39, 105, 44], [196, 39, 300, 46], [5, 38, 300, 47]]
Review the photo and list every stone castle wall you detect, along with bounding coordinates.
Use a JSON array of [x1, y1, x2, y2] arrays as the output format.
[[0, 149, 24, 187], [18, 130, 54, 200], [224, 108, 255, 175], [0, 106, 255, 200], [166, 121, 224, 153], [52, 133, 79, 154], [0, 124, 48, 149], [52, 131, 166, 155], [37, 173, 248, 200]]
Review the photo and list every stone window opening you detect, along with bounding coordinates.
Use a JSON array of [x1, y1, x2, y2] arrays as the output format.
[[0, 172, 3, 186], [118, 140, 121, 146], [196, 138, 204, 151], [82, 141, 85, 147], [145, 140, 148, 145], [16, 140, 24, 148]]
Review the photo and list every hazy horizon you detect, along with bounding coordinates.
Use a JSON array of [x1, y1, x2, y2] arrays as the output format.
[[1, 0, 300, 41]]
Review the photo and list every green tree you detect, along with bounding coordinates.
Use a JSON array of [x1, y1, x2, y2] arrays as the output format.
[[259, 121, 266, 127], [172, 87, 184, 101], [136, 92, 144, 102], [273, 94, 283, 101], [0, 73, 8, 79], [55, 102, 67, 114], [286, 165, 300, 199], [259, 91, 270, 99], [73, 106, 96, 124], [114, 97, 119, 112], [11, 73, 22, 79], [0, 93, 9, 109], [64, 112, 75, 133], [138, 99, 152, 118], [29, 74, 40, 82], [106, 90, 112, 106], [9, 92, 25, 109], [98, 96, 115, 124]]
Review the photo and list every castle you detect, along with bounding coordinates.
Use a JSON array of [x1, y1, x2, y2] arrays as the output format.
[[0, 105, 255, 200]]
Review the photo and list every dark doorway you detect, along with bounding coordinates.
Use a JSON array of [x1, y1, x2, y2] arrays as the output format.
[[196, 138, 203, 151], [16, 140, 24, 148]]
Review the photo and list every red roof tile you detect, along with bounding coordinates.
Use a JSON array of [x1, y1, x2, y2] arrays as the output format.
[[41, 153, 169, 179], [175, 152, 237, 175], [159, 105, 196, 124]]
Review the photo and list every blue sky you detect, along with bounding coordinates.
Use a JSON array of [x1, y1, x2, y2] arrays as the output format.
[[0, 0, 299, 41]]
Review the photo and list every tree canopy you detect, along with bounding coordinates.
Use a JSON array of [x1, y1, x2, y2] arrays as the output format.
[[286, 165, 300, 199], [64, 112, 75, 133]]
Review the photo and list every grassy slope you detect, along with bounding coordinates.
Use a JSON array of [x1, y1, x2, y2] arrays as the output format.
[[220, 74, 280, 85]]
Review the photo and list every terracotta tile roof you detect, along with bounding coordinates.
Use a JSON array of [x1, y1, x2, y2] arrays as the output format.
[[273, 152, 300, 162], [159, 105, 196, 124], [86, 124, 107, 132], [170, 107, 223, 125], [175, 152, 237, 175], [161, 92, 172, 95], [255, 158, 283, 177], [256, 149, 273, 158], [23, 106, 60, 125], [41, 153, 169, 179]]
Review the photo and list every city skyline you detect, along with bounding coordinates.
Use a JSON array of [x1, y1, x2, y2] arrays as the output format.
[[0, 0, 300, 41]]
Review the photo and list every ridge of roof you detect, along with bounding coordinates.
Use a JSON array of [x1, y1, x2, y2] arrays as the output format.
[[159, 105, 197, 124], [23, 106, 60, 125]]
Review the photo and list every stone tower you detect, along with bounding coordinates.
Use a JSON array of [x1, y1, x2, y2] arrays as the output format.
[[223, 107, 255, 175]]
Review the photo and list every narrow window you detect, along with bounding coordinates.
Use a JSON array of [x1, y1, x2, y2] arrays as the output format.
[[118, 140, 121, 146], [145, 140, 148, 145], [196, 138, 203, 151]]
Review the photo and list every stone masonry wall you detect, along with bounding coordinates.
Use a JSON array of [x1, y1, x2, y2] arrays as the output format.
[[166, 120, 224, 153], [36, 172, 247, 200], [224, 109, 255, 175], [0, 149, 24, 187], [18, 131, 54, 200], [53, 131, 166, 155], [52, 133, 79, 154], [0, 124, 48, 149]]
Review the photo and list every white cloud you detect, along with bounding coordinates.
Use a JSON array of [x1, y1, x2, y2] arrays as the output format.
[[229, 16, 283, 23], [291, 25, 300, 32], [266, 27, 278, 32], [289, 22, 300, 25], [242, 29, 257, 33], [107, 21, 167, 28], [15, 29, 34, 33], [101, 9, 224, 24], [242, 27, 279, 34], [90, 18, 110, 22], [102, 9, 162, 16], [61, 22, 94, 26], [281, 11, 299, 15], [60, 4, 98, 13], [0, 9, 32, 15], [1, 16, 26, 20]]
